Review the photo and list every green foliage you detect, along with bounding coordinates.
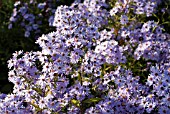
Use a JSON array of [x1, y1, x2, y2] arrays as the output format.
[[71, 99, 81, 107], [83, 97, 102, 104], [156, 0, 170, 33]]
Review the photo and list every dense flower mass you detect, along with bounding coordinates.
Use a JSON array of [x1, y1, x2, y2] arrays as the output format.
[[1, 0, 170, 113]]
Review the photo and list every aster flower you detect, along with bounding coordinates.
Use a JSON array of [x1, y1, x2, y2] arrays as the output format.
[[120, 15, 129, 25], [39, 97, 47, 109], [158, 106, 170, 114]]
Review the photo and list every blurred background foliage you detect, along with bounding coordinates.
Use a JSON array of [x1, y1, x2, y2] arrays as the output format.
[[0, 0, 170, 93]]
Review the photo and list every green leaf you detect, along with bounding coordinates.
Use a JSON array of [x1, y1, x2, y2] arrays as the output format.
[[32, 87, 43, 95], [71, 99, 80, 107], [83, 98, 102, 104]]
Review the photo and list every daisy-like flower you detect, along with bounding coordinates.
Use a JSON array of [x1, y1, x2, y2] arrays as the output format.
[[39, 97, 47, 109], [120, 15, 128, 25], [158, 106, 170, 114], [146, 102, 157, 113], [146, 75, 154, 86]]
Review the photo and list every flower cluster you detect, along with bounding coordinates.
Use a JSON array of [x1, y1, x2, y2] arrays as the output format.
[[1, 0, 170, 113], [8, 0, 76, 38], [110, 0, 161, 16]]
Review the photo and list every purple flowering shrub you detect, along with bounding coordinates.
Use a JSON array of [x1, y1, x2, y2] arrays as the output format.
[[1, 0, 170, 113]]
